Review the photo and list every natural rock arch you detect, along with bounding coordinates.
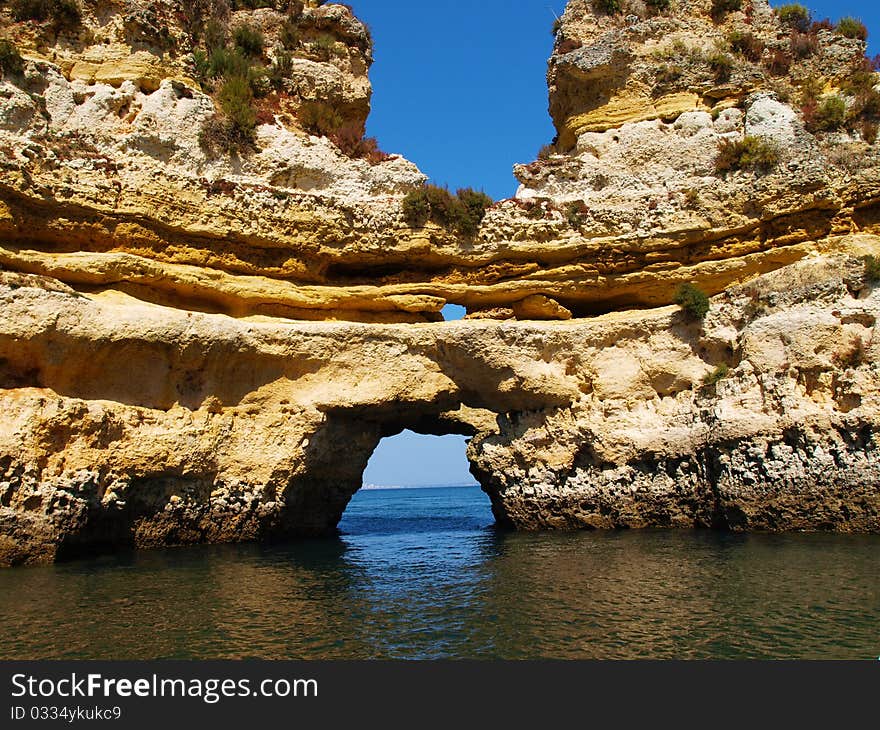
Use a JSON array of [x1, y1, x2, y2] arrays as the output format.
[[3, 250, 880, 567], [2, 0, 880, 568], [272, 411, 486, 539]]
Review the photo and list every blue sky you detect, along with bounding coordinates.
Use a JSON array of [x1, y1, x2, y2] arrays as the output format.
[[360, 0, 878, 202], [361, 0, 568, 201], [362, 432, 478, 488], [357, 0, 878, 488]]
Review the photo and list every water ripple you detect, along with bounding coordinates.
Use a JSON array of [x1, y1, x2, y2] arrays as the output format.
[[0, 487, 878, 659]]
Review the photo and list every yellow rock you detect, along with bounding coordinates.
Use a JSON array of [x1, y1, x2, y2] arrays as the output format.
[[70, 52, 167, 92], [512, 295, 572, 321], [68, 60, 102, 83], [566, 92, 707, 138], [385, 294, 447, 313]]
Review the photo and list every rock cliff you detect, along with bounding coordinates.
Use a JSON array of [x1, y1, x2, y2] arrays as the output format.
[[1, 0, 879, 565]]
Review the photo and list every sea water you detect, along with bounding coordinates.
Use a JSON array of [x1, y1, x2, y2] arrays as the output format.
[[1, 486, 878, 659]]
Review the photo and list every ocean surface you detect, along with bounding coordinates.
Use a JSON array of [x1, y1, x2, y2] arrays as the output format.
[[1, 486, 878, 660]]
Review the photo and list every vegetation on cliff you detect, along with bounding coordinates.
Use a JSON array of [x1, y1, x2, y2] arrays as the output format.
[[547, 0, 880, 156], [183, 1, 389, 161], [0, 0, 878, 322], [401, 186, 493, 236], [0, 37, 23, 76], [702, 363, 729, 387], [10, 0, 80, 33], [715, 136, 780, 174], [675, 283, 710, 320]]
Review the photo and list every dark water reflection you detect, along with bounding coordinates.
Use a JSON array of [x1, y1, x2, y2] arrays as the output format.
[[1, 487, 878, 659]]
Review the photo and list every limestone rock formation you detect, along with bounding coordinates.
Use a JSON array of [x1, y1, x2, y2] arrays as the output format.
[[2, 252, 879, 565], [0, 0, 877, 322], [0, 0, 879, 565]]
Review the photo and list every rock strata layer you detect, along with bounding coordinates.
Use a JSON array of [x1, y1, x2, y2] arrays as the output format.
[[2, 252, 879, 565], [0, 0, 877, 322], [0, 0, 879, 564]]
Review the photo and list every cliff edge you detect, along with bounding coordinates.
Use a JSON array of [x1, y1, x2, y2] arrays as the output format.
[[1, 0, 879, 565]]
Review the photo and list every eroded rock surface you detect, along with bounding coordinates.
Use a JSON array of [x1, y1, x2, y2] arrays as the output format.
[[2, 251, 879, 565], [0, 0, 879, 564], [0, 0, 877, 321]]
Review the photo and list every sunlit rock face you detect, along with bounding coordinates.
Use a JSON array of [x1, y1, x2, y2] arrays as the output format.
[[1, 0, 879, 565], [3, 253, 880, 565]]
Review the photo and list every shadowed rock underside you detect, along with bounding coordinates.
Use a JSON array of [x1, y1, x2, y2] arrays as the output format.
[[1, 0, 879, 564]]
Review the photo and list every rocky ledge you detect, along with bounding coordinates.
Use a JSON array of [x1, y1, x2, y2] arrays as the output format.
[[0, 0, 879, 565]]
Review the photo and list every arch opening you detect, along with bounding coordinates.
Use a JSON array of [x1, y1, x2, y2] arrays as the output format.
[[360, 0, 567, 200], [339, 429, 494, 538]]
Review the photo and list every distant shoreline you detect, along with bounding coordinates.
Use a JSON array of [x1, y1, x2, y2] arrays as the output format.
[[360, 483, 480, 491]]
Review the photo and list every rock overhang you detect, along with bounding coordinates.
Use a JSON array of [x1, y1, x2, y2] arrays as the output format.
[[0, 0, 879, 564]]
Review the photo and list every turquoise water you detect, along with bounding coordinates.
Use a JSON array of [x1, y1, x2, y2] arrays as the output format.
[[1, 486, 879, 659]]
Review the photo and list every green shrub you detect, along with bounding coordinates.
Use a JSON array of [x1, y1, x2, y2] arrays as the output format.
[[204, 18, 227, 52], [268, 50, 293, 89], [835, 17, 868, 42], [711, 0, 742, 21], [707, 52, 733, 82], [421, 185, 464, 232], [645, 0, 670, 11], [593, 0, 621, 15], [864, 255, 880, 282], [797, 74, 823, 107], [401, 185, 493, 236], [199, 71, 258, 157], [311, 33, 338, 58], [841, 62, 879, 97], [551, 17, 562, 36], [728, 30, 764, 62], [675, 283, 710, 320], [807, 95, 846, 132], [715, 136, 780, 173], [703, 363, 729, 386], [193, 48, 209, 82], [297, 100, 343, 136], [776, 4, 811, 33], [419, 186, 454, 221], [12, 0, 80, 30], [205, 46, 251, 80], [217, 75, 256, 132], [279, 19, 299, 49], [455, 188, 494, 235], [401, 188, 431, 227], [566, 200, 589, 229], [233, 23, 264, 57], [0, 38, 24, 77]]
